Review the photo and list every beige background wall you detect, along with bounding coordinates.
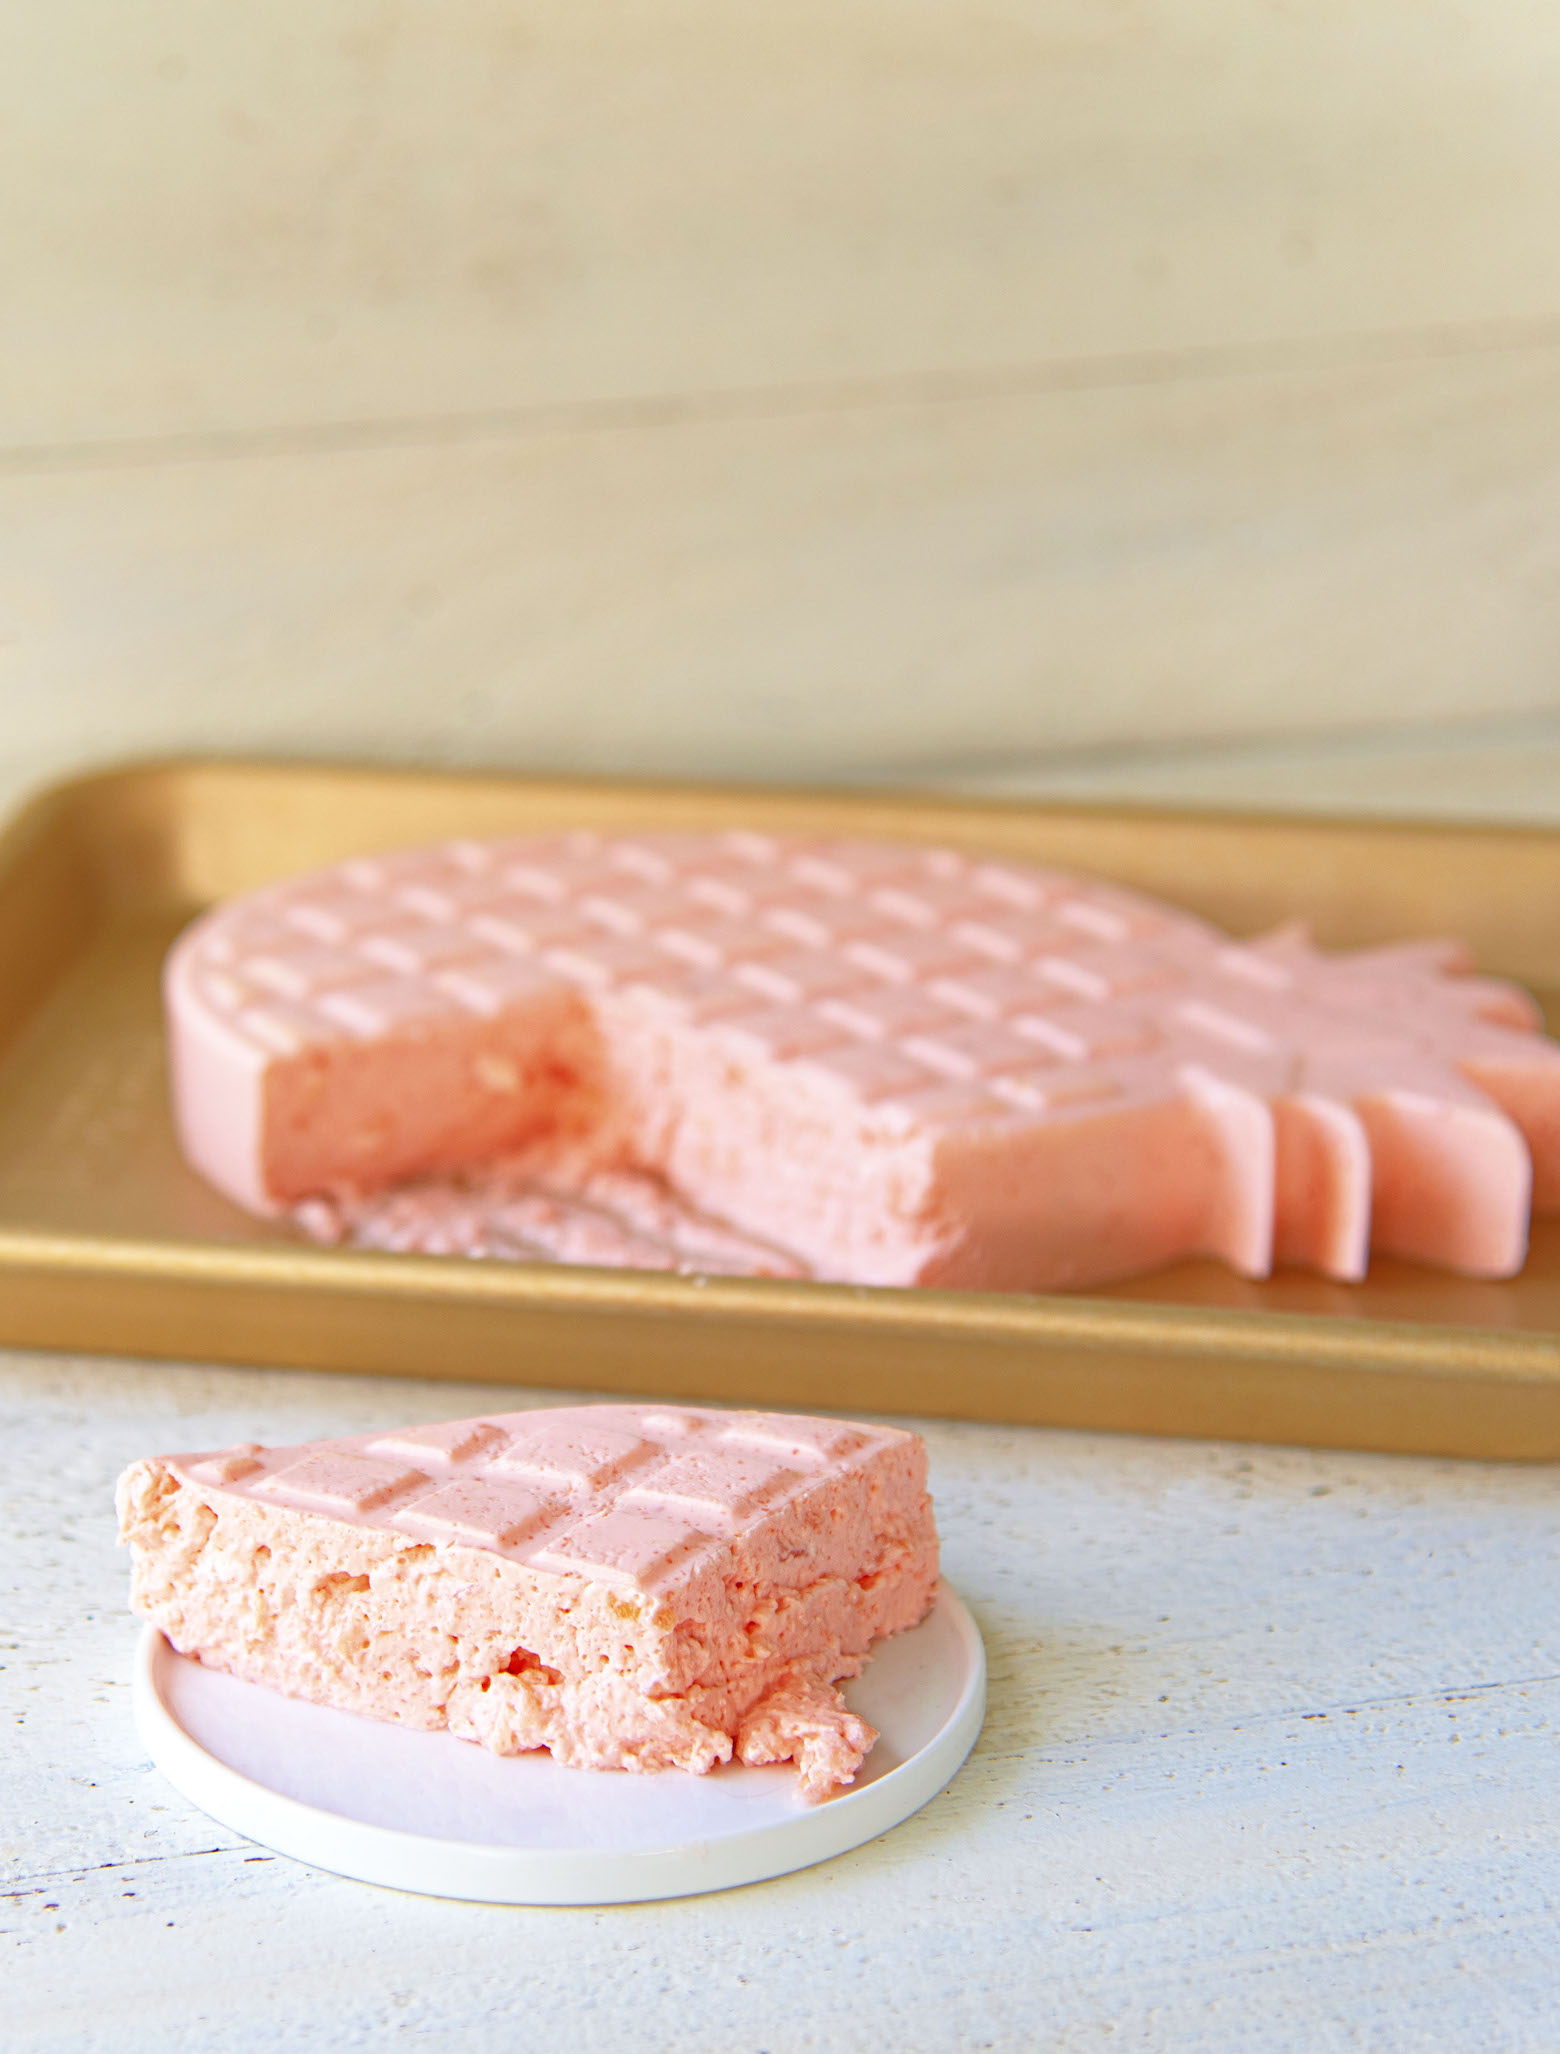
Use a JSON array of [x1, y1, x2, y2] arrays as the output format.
[[3, 2, 1559, 811]]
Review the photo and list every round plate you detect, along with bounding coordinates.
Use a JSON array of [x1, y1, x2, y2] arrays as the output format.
[[133, 1582, 985, 1904]]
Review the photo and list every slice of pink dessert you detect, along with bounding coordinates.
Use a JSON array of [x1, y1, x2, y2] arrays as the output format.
[[164, 829, 1560, 1289], [117, 1402, 938, 1801]]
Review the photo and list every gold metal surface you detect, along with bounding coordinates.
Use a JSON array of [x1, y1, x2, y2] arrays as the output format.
[[2, 756, 1559, 1459]]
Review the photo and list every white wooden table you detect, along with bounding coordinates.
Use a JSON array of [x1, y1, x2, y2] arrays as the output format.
[[7, 1339, 1559, 2052]]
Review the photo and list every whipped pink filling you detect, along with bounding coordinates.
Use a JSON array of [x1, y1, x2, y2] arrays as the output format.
[[118, 1402, 940, 1801], [165, 830, 1560, 1289]]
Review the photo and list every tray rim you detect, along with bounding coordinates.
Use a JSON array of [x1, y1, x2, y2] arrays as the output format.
[[3, 1224, 1559, 1384], [20, 743, 1560, 865]]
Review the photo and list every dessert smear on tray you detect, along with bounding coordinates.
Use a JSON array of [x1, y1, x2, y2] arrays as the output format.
[[164, 829, 1560, 1292], [118, 1402, 939, 1802]]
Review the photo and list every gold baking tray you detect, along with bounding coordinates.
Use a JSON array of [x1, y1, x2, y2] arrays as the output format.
[[3, 756, 1560, 1460]]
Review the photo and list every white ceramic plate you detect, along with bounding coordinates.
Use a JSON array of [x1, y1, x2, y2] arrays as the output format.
[[133, 1582, 985, 1904]]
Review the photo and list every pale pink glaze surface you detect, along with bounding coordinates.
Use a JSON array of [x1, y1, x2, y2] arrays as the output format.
[[117, 1403, 938, 1800], [164, 830, 1560, 1288]]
